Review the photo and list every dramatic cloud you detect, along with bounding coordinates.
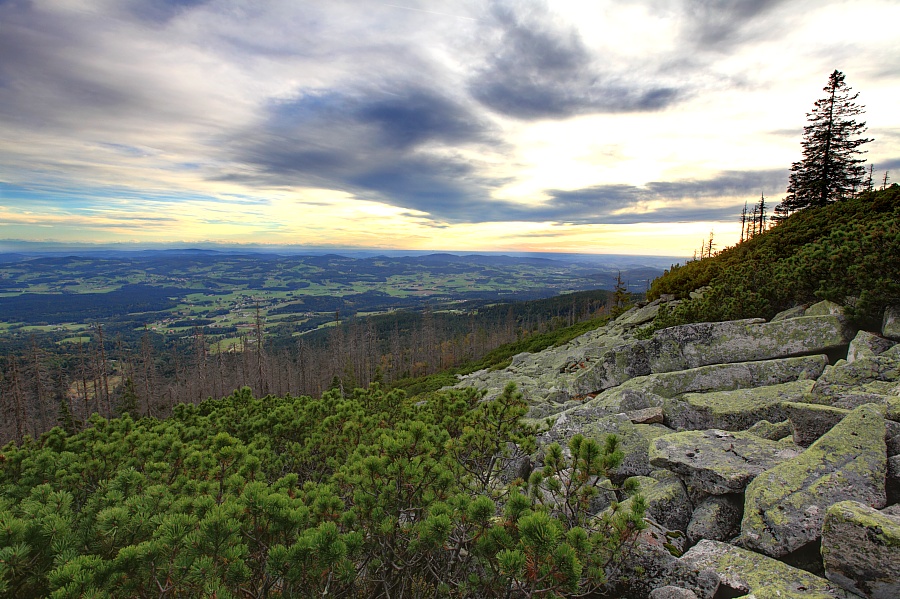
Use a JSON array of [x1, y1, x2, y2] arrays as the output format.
[[1, 0, 899, 255], [469, 1, 680, 118]]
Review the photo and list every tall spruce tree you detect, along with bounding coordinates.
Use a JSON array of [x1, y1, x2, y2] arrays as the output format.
[[777, 70, 871, 218]]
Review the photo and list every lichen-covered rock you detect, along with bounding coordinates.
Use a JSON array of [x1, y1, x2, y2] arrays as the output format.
[[822, 500, 900, 599], [666, 380, 813, 431], [884, 305, 900, 341], [805, 300, 847, 317], [686, 494, 743, 546], [542, 413, 653, 481], [619, 474, 693, 532], [847, 330, 896, 364], [782, 401, 852, 447], [646, 314, 850, 373], [810, 346, 900, 409], [681, 539, 861, 599], [771, 305, 807, 321], [742, 404, 887, 558], [585, 355, 828, 413], [649, 586, 699, 599], [649, 429, 801, 495], [602, 522, 720, 599], [745, 418, 793, 440], [624, 406, 664, 424]]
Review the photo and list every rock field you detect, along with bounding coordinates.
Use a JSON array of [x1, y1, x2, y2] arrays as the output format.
[[453, 297, 900, 598]]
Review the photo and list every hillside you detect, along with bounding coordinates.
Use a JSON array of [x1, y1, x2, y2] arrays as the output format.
[[646, 185, 900, 328]]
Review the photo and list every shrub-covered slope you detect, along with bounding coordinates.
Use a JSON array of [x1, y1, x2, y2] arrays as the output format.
[[647, 185, 900, 327]]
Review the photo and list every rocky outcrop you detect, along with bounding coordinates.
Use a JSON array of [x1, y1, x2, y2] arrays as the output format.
[[682, 540, 861, 599], [742, 403, 887, 558], [451, 300, 900, 598], [821, 501, 900, 599], [649, 429, 800, 495]]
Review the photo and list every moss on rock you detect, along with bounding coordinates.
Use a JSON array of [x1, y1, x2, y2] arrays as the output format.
[[742, 403, 887, 558]]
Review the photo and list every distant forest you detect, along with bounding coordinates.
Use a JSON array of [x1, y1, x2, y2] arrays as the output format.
[[0, 289, 618, 444]]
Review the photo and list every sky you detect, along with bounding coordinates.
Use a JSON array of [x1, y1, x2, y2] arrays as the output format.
[[1, 0, 899, 256]]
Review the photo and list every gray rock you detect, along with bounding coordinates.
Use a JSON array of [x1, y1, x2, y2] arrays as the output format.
[[542, 413, 653, 481], [602, 522, 719, 599], [665, 380, 813, 431], [682, 539, 860, 599], [620, 474, 693, 533], [649, 429, 801, 495], [745, 418, 793, 440], [771, 305, 807, 321], [782, 401, 852, 447], [686, 494, 743, 546], [884, 305, 900, 341], [847, 330, 896, 364], [742, 404, 887, 558], [810, 346, 900, 408], [624, 406, 664, 424], [805, 299, 847, 317], [649, 586, 699, 599], [822, 500, 900, 599]]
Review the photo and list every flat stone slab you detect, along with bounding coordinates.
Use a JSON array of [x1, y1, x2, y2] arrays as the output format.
[[649, 429, 801, 495], [682, 539, 862, 599], [742, 403, 887, 558], [822, 500, 900, 599], [666, 379, 814, 431]]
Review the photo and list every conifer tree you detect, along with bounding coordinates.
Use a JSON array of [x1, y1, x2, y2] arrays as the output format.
[[778, 70, 871, 217]]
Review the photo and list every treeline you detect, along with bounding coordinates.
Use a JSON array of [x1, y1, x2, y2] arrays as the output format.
[[0, 289, 616, 445], [645, 185, 899, 329]]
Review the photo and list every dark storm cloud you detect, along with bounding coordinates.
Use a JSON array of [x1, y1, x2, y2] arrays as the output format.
[[225, 86, 520, 222], [683, 0, 790, 48], [525, 169, 788, 224], [468, 1, 680, 119]]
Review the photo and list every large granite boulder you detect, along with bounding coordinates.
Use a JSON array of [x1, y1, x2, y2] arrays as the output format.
[[847, 330, 896, 363], [686, 494, 743, 546], [601, 521, 720, 599], [665, 379, 814, 431], [742, 403, 887, 557], [617, 474, 693, 532], [884, 305, 900, 341], [782, 401, 852, 447], [649, 429, 801, 495], [578, 355, 828, 416], [822, 500, 900, 599], [810, 345, 900, 409], [571, 315, 849, 396], [682, 539, 862, 599]]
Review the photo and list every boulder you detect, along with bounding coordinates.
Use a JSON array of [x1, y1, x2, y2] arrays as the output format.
[[782, 401, 852, 447], [742, 404, 887, 558], [601, 521, 719, 599], [745, 418, 793, 440], [771, 305, 807, 321], [665, 380, 813, 431], [624, 406, 664, 424], [822, 500, 900, 599], [583, 355, 828, 414], [682, 539, 861, 599], [686, 494, 743, 546], [884, 305, 900, 341], [649, 429, 801, 495], [847, 330, 896, 364], [810, 346, 900, 409], [646, 314, 850, 373], [805, 300, 846, 317], [542, 413, 653, 481], [649, 587, 698, 599], [619, 474, 693, 533]]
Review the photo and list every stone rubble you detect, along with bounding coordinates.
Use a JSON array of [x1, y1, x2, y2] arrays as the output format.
[[452, 298, 900, 599]]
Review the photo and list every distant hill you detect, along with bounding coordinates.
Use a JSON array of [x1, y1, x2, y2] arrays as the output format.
[[647, 185, 900, 327]]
